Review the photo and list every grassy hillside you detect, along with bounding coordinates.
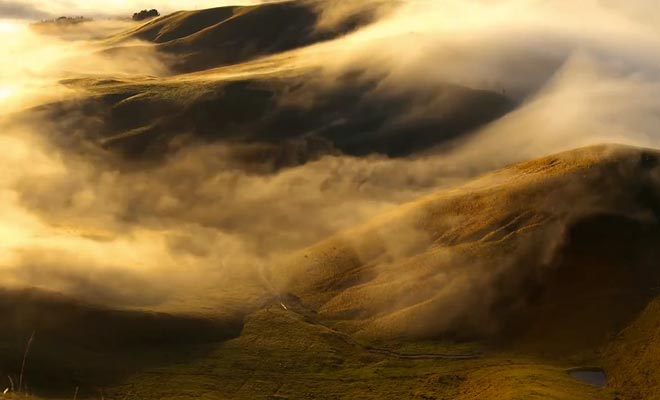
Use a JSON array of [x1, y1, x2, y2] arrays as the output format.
[[604, 298, 660, 400], [107, 1, 379, 73], [3, 145, 659, 399], [276, 145, 660, 344], [6, 1, 660, 398], [18, 0, 513, 163], [4, 303, 616, 399], [32, 72, 513, 163], [0, 288, 241, 396]]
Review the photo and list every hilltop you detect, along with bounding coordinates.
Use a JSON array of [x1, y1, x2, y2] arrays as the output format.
[[107, 1, 381, 73]]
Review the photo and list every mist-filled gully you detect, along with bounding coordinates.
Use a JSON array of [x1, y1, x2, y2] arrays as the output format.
[[2, 1, 660, 398]]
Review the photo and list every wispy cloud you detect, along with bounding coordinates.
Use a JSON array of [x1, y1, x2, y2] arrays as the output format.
[[0, 0, 51, 20]]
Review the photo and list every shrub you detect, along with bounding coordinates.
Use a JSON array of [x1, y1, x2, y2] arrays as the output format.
[[132, 9, 160, 21]]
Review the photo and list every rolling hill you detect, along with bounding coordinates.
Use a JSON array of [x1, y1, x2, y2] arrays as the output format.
[[107, 1, 383, 73], [5, 2, 660, 399], [19, 0, 514, 164], [276, 144, 660, 346], [4, 144, 660, 399], [33, 72, 514, 163]]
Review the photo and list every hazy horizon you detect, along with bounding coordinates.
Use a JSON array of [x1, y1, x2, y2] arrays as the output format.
[[0, 0, 270, 20]]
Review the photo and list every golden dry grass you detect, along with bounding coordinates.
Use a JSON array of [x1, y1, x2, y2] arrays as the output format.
[[277, 144, 660, 342]]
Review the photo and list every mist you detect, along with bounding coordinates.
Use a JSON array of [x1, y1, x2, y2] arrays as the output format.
[[3, 0, 660, 330], [0, 0, 270, 20]]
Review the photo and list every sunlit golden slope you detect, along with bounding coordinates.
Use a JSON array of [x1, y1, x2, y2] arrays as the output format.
[[276, 144, 660, 348]]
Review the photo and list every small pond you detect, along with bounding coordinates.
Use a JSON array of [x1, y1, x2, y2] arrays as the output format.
[[567, 368, 607, 388]]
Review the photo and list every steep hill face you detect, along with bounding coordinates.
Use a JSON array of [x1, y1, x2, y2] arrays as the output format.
[[604, 298, 660, 400], [275, 145, 660, 347], [110, 1, 379, 73]]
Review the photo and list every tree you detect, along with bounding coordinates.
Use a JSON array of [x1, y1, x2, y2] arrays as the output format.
[[132, 9, 160, 21]]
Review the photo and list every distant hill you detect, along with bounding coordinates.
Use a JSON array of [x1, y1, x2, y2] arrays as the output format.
[[24, 1, 514, 163], [109, 1, 379, 73], [30, 16, 93, 34], [38, 73, 514, 163]]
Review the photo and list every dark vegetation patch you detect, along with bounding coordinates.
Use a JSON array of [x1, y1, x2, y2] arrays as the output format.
[[0, 288, 242, 396]]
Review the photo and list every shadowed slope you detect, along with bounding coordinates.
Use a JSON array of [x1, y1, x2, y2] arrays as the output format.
[[0, 288, 242, 395], [34, 73, 514, 163], [500, 213, 660, 357]]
